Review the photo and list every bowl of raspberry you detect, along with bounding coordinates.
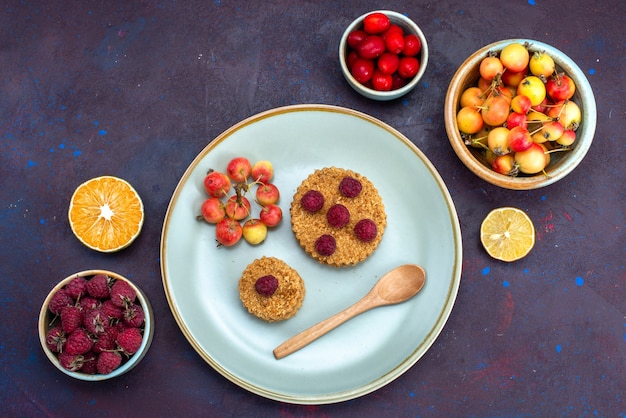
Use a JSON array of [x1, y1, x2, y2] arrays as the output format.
[[339, 10, 428, 101], [38, 269, 154, 381]]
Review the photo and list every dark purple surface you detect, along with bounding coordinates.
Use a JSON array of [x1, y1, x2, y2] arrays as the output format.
[[1, 1, 624, 416]]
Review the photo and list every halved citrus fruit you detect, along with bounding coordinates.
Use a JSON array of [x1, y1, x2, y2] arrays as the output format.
[[480, 207, 535, 262], [68, 176, 144, 252]]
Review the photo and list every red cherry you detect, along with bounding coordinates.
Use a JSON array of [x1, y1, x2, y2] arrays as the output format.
[[371, 70, 393, 91], [377, 53, 400, 75], [398, 56, 420, 79], [384, 32, 405, 55], [362, 12, 390, 35], [403, 34, 422, 56], [350, 58, 375, 84], [347, 29, 367, 49]]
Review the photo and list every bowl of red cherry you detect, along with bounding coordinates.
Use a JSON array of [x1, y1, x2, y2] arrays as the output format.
[[339, 10, 428, 101]]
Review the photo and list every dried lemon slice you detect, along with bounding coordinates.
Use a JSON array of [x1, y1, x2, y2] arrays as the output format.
[[480, 207, 535, 262], [68, 176, 144, 252]]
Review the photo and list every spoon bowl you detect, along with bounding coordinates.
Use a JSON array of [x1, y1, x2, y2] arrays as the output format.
[[374, 264, 426, 303], [273, 264, 426, 359]]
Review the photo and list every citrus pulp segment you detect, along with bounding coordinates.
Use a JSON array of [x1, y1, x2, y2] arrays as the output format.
[[480, 207, 535, 262], [68, 176, 144, 252]]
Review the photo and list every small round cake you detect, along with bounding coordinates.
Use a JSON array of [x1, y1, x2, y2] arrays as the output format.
[[238, 257, 305, 322], [291, 167, 386, 267]]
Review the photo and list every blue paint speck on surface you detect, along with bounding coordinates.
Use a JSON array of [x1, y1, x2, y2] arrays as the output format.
[[556, 344, 562, 353], [94, 120, 99, 126], [40, 219, 45, 225], [528, 0, 536, 5], [27, 160, 36, 167], [73, 150, 82, 157], [589, 68, 595, 75], [541, 195, 547, 201], [523, 268, 529, 274], [482, 267, 490, 275], [503, 280, 510, 287], [98, 129, 107, 136], [576, 276, 584, 286]]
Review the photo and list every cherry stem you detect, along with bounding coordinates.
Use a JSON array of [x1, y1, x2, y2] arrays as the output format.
[[544, 147, 571, 154], [465, 136, 489, 151], [529, 125, 545, 136]]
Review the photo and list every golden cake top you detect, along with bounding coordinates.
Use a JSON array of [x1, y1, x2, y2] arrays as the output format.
[[290, 167, 386, 267]]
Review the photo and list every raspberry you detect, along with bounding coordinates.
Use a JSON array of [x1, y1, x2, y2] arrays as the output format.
[[58, 351, 86, 372], [123, 304, 145, 328], [254, 275, 278, 297], [110, 280, 137, 308], [300, 190, 324, 213], [49, 289, 73, 315], [117, 327, 143, 355], [64, 276, 88, 299], [45, 327, 66, 353], [315, 234, 336, 256], [60, 305, 84, 334], [338, 176, 362, 198], [354, 218, 378, 242], [326, 204, 350, 228], [83, 309, 109, 336], [80, 352, 98, 374], [65, 328, 93, 355], [86, 274, 111, 299], [78, 296, 100, 311], [93, 327, 119, 353], [97, 351, 122, 374], [101, 300, 123, 320], [114, 320, 130, 333]]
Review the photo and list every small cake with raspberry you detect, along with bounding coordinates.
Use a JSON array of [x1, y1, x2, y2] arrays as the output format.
[[238, 257, 305, 322], [291, 167, 386, 267]]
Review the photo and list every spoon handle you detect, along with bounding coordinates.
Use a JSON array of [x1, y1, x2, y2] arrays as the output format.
[[273, 298, 375, 359]]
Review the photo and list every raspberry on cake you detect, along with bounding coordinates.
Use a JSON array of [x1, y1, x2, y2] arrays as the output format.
[[254, 275, 279, 296], [238, 257, 305, 322], [315, 234, 337, 256], [300, 190, 325, 213], [326, 204, 350, 228], [339, 176, 363, 198], [290, 167, 387, 267], [354, 218, 378, 242]]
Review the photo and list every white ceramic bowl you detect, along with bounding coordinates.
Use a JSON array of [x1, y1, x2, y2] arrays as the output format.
[[444, 39, 596, 190], [38, 269, 154, 381], [339, 10, 428, 101]]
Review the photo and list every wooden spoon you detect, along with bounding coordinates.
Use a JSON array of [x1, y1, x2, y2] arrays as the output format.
[[273, 264, 426, 359]]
